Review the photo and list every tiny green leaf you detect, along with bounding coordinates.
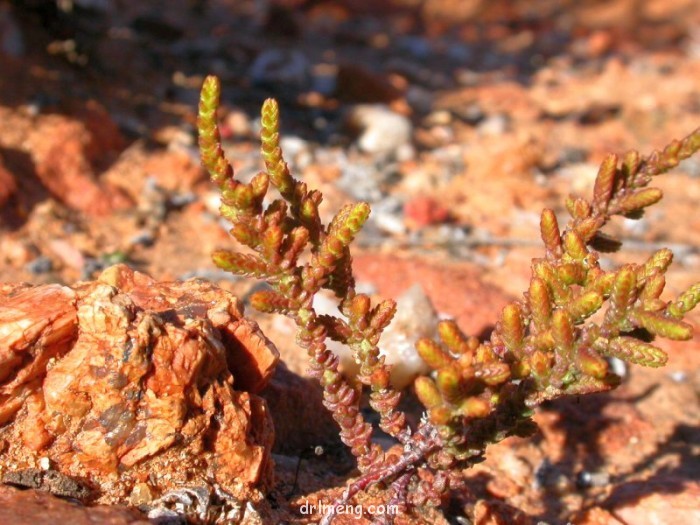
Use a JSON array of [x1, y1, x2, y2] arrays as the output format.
[[568, 291, 603, 323], [668, 282, 700, 319], [414, 376, 443, 410], [416, 338, 453, 370], [438, 320, 474, 355], [457, 396, 491, 419], [552, 309, 575, 351], [197, 75, 234, 186], [604, 265, 637, 329], [603, 336, 668, 367], [477, 362, 511, 386], [250, 290, 296, 314], [592, 153, 617, 212], [528, 277, 552, 331], [563, 230, 588, 260], [436, 365, 467, 403], [633, 310, 693, 340], [577, 347, 608, 379], [540, 209, 563, 258], [212, 250, 272, 278], [501, 303, 525, 352], [617, 188, 663, 214], [260, 98, 296, 198]]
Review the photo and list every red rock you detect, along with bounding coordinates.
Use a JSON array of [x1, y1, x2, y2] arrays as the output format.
[[79, 101, 127, 156], [473, 499, 531, 525], [142, 151, 205, 193], [48, 239, 85, 270], [335, 64, 403, 104], [226, 319, 280, 393], [260, 363, 340, 454], [585, 30, 614, 58], [607, 477, 700, 525], [0, 284, 78, 426], [573, 506, 624, 525], [420, 0, 485, 24], [404, 195, 451, 229], [0, 236, 35, 267], [26, 107, 132, 216], [594, 402, 657, 469], [0, 265, 278, 505], [353, 254, 513, 337], [0, 485, 150, 525], [485, 449, 532, 499], [0, 154, 16, 206]]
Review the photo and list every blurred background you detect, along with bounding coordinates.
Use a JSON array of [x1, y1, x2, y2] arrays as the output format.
[[0, 0, 700, 314], [1, 0, 699, 287]]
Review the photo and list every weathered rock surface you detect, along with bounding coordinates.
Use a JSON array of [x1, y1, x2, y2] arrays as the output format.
[[28, 107, 133, 216], [607, 477, 700, 525], [0, 485, 151, 525], [0, 102, 132, 217], [353, 253, 513, 336], [0, 154, 16, 206], [0, 264, 279, 508], [260, 363, 340, 454]]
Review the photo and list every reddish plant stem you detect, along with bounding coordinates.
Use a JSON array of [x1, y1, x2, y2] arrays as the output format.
[[293, 308, 384, 471], [319, 423, 441, 525]]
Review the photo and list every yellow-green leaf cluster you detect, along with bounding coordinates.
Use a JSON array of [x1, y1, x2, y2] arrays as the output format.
[[412, 128, 700, 460], [199, 75, 700, 523]]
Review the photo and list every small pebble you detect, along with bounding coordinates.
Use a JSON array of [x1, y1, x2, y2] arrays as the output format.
[[338, 162, 384, 202], [404, 195, 451, 229], [224, 109, 252, 138], [577, 470, 610, 489], [454, 103, 485, 125], [0, 4, 24, 58], [25, 256, 53, 275], [81, 257, 107, 279], [423, 110, 452, 127], [536, 466, 573, 494], [405, 86, 434, 114], [202, 190, 221, 216], [0, 237, 34, 266], [48, 239, 84, 270], [348, 104, 412, 156], [396, 36, 432, 59], [623, 217, 649, 236], [455, 68, 481, 86], [378, 284, 439, 389], [310, 63, 338, 96], [280, 135, 313, 170], [477, 113, 510, 136], [249, 49, 310, 88], [608, 357, 627, 378], [168, 192, 196, 208], [446, 42, 474, 62], [129, 230, 156, 247], [669, 370, 686, 383], [129, 482, 154, 506], [371, 197, 406, 235]]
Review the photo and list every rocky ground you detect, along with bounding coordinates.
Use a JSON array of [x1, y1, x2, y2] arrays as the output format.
[[0, 1, 699, 524]]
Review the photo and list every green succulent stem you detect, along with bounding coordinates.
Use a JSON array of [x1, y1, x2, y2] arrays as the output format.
[[198, 76, 700, 524], [198, 78, 414, 474]]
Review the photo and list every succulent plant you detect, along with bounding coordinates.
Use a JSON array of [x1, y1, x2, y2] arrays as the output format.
[[198, 75, 699, 524]]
